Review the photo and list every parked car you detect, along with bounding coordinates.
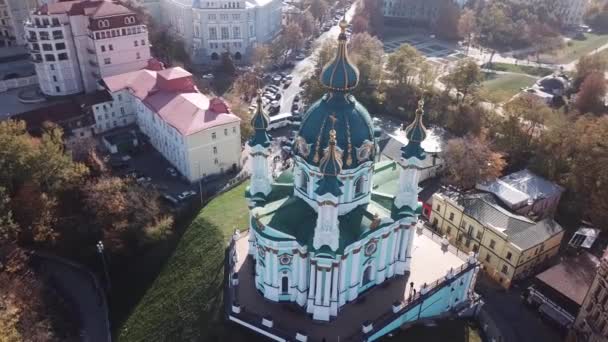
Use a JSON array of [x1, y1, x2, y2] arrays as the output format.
[[273, 74, 283, 83], [283, 80, 292, 88], [177, 190, 196, 201], [285, 74, 293, 81], [295, 54, 306, 61], [275, 93, 282, 100], [294, 94, 300, 102], [162, 194, 179, 206], [292, 102, 299, 111], [167, 167, 178, 177], [202, 73, 214, 80]]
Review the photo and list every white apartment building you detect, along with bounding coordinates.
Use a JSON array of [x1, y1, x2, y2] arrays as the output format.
[[155, 0, 282, 63], [0, 0, 39, 47], [24, 0, 151, 96], [101, 66, 242, 181]]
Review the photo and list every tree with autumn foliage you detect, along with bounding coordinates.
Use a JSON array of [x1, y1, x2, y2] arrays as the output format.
[[575, 72, 607, 115], [443, 133, 506, 190]]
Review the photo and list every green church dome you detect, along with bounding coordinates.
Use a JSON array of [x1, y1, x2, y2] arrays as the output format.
[[248, 93, 272, 148], [320, 20, 359, 91], [295, 21, 375, 169]]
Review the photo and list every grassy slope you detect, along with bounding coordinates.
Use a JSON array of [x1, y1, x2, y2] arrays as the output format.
[[117, 182, 250, 342], [479, 73, 537, 104], [483, 62, 553, 77], [543, 33, 608, 64]]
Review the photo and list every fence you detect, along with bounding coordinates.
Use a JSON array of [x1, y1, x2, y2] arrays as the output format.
[[0, 75, 37, 92]]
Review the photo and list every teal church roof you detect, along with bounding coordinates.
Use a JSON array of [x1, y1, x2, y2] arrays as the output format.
[[248, 94, 272, 148], [296, 21, 375, 169], [401, 99, 428, 160], [320, 20, 359, 92]]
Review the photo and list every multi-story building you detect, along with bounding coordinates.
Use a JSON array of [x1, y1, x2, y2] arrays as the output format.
[[382, 0, 466, 27], [0, 0, 39, 47], [24, 0, 151, 96], [430, 184, 565, 288], [156, 0, 282, 63], [572, 249, 608, 342], [100, 66, 241, 181]]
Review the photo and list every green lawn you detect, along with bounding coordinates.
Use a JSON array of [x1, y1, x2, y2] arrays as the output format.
[[483, 62, 554, 77], [479, 72, 537, 104], [541, 33, 608, 64], [117, 181, 254, 342]]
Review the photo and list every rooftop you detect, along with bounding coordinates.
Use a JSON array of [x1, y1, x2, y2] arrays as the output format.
[[535, 252, 599, 305], [102, 67, 239, 136], [476, 169, 563, 210], [462, 193, 563, 250], [232, 228, 469, 341]]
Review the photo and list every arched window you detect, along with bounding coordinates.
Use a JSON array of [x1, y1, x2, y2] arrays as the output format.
[[355, 176, 364, 197], [300, 172, 309, 193], [234, 52, 241, 60], [362, 265, 372, 286], [281, 276, 289, 294], [211, 52, 219, 60]]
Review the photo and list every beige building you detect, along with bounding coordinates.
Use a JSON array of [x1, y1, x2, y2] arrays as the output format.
[[101, 66, 242, 182], [430, 190, 564, 288], [572, 249, 608, 342]]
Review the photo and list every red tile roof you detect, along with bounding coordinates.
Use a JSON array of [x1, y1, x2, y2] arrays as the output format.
[[101, 67, 240, 136]]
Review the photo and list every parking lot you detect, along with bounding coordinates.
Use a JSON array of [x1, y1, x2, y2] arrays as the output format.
[[106, 137, 231, 209]]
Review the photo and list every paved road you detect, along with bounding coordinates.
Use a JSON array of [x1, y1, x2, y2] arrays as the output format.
[[277, 3, 358, 115], [36, 254, 111, 342], [475, 274, 563, 342]]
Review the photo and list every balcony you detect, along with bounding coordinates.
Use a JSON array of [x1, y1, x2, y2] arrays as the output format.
[[30, 56, 43, 63], [27, 36, 37, 42], [89, 59, 98, 67], [52, 34, 64, 40], [86, 47, 95, 54], [91, 71, 100, 79]]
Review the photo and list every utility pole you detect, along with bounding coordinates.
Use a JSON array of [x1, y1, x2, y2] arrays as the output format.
[[96, 241, 111, 291]]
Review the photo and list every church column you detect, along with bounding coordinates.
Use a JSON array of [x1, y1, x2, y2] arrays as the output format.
[[297, 252, 307, 306], [376, 232, 390, 284], [315, 268, 323, 305], [331, 264, 339, 316], [271, 250, 279, 288], [404, 223, 416, 272], [388, 228, 398, 277], [395, 225, 409, 275], [323, 268, 331, 307], [291, 251, 300, 301], [264, 247, 271, 284], [338, 255, 347, 306], [307, 263, 317, 312], [348, 247, 362, 301]]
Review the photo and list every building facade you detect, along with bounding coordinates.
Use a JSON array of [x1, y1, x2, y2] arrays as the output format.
[[243, 21, 478, 326], [157, 0, 282, 63], [382, 0, 465, 26], [24, 0, 151, 96], [101, 66, 241, 181], [0, 0, 39, 47], [430, 189, 565, 288], [572, 249, 608, 342], [512, 0, 589, 27]]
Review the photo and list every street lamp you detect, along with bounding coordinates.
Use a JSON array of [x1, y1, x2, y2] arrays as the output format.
[[96, 241, 111, 291]]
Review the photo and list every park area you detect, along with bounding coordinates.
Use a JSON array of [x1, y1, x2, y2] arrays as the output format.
[[540, 32, 608, 64], [479, 72, 537, 104]]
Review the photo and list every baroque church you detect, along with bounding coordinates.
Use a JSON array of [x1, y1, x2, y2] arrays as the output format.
[[244, 20, 432, 321]]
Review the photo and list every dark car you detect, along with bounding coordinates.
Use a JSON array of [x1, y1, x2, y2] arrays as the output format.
[[292, 102, 299, 111]]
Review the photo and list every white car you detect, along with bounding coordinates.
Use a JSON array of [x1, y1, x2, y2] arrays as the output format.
[[202, 73, 214, 80], [167, 167, 178, 177], [177, 190, 196, 201], [295, 54, 306, 61]]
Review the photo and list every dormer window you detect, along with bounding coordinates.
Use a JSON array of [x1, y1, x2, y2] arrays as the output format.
[[124, 16, 135, 25], [98, 19, 109, 29]]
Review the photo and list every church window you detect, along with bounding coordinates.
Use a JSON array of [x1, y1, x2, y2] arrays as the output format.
[[279, 254, 292, 265], [448, 212, 454, 221], [354, 176, 364, 197], [485, 253, 491, 262], [213, 146, 217, 154], [300, 173, 309, 193], [489, 239, 496, 249], [506, 251, 512, 260], [361, 265, 372, 286], [501, 265, 508, 274], [281, 276, 289, 294]]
